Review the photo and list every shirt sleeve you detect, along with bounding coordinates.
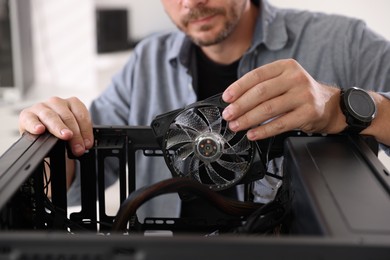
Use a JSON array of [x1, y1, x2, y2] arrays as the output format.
[[346, 20, 390, 93]]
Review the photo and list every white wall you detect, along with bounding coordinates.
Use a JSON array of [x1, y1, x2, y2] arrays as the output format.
[[29, 0, 97, 104]]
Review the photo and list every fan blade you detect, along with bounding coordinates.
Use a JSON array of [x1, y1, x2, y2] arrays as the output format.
[[172, 144, 194, 175], [175, 109, 208, 133], [216, 158, 248, 175], [222, 127, 235, 142], [188, 156, 201, 182], [198, 107, 222, 133], [175, 143, 194, 162], [205, 164, 230, 185], [173, 156, 186, 174], [224, 135, 251, 154], [166, 128, 197, 149]]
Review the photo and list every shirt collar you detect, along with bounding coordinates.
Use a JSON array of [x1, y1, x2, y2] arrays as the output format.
[[169, 0, 289, 67], [168, 32, 192, 68]]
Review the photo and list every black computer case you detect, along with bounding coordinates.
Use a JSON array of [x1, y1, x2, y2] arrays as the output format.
[[0, 126, 389, 259]]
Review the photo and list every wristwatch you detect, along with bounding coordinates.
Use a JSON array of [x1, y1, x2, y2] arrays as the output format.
[[340, 87, 377, 134]]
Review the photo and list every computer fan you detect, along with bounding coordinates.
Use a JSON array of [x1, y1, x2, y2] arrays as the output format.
[[151, 94, 264, 191]]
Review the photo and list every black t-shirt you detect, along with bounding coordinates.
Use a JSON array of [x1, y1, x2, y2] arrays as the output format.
[[180, 47, 241, 219], [195, 46, 240, 100]]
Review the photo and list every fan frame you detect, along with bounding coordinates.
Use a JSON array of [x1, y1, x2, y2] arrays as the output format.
[[152, 94, 258, 191]]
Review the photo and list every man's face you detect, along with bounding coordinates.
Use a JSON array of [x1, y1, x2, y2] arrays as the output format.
[[161, 0, 248, 46]]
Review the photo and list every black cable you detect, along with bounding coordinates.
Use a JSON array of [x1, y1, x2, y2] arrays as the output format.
[[232, 188, 291, 235], [43, 159, 51, 197], [112, 178, 263, 232]]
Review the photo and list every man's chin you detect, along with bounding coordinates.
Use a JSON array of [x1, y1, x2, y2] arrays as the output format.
[[188, 27, 231, 47], [191, 38, 217, 47], [189, 33, 225, 47]]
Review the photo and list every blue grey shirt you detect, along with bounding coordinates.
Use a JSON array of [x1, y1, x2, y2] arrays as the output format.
[[68, 0, 390, 219]]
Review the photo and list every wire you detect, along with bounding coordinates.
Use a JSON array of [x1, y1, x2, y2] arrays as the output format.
[[232, 188, 291, 235], [112, 178, 263, 232], [43, 159, 51, 197]]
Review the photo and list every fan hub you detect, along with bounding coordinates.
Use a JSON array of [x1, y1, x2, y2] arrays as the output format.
[[194, 133, 224, 163]]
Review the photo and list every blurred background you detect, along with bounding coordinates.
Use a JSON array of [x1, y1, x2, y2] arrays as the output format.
[[0, 0, 389, 160]]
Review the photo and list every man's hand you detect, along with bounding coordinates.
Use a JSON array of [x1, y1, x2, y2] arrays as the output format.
[[221, 59, 347, 140], [19, 96, 94, 156]]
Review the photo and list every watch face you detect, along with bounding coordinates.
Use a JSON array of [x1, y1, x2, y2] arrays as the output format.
[[348, 88, 376, 122]]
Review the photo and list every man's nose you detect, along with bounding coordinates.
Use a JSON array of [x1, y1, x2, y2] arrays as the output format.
[[182, 0, 208, 9]]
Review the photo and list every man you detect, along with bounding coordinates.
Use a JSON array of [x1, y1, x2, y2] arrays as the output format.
[[19, 0, 390, 218]]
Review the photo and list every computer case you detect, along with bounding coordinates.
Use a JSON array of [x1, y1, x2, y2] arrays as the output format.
[[285, 135, 390, 240], [0, 126, 389, 259]]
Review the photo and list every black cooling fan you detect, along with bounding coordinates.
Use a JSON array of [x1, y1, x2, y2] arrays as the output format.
[[151, 94, 264, 191]]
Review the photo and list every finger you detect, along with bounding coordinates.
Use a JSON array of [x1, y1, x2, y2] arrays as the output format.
[[227, 92, 299, 132], [245, 100, 326, 141], [45, 97, 92, 155], [67, 97, 94, 149], [19, 104, 74, 140], [246, 108, 307, 141], [18, 110, 46, 135], [222, 59, 287, 103], [246, 116, 290, 141], [222, 75, 289, 122]]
